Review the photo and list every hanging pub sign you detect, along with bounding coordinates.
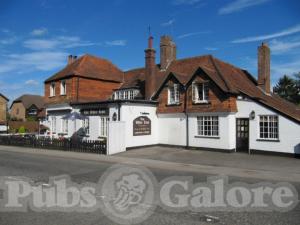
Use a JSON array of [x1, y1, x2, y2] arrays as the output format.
[[81, 108, 109, 116], [133, 116, 151, 136]]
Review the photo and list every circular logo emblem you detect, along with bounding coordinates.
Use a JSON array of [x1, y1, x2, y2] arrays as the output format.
[[97, 164, 157, 224]]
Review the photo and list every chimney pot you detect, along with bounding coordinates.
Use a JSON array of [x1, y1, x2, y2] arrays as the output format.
[[68, 55, 73, 64]]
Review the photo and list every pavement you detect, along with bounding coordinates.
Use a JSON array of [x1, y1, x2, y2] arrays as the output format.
[[0, 145, 299, 225], [0, 145, 299, 182]]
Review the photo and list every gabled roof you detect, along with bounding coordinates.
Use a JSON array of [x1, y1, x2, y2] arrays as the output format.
[[0, 93, 9, 101], [45, 54, 124, 83], [122, 55, 300, 122], [11, 95, 44, 110]]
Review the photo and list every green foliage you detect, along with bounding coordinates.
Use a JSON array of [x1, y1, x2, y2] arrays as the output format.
[[26, 116, 37, 122], [18, 126, 26, 134], [273, 73, 300, 105]]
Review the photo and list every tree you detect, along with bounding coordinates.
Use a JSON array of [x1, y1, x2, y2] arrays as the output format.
[[273, 74, 300, 105]]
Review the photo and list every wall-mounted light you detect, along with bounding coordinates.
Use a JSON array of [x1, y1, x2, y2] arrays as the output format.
[[112, 112, 117, 121], [250, 111, 255, 120]]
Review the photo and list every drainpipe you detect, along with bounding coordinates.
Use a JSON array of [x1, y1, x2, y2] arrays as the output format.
[[118, 102, 121, 121], [184, 86, 189, 149]]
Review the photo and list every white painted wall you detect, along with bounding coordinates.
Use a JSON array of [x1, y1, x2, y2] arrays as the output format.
[[120, 103, 158, 148], [188, 112, 236, 150], [236, 99, 300, 154], [107, 121, 126, 155], [157, 113, 187, 146]]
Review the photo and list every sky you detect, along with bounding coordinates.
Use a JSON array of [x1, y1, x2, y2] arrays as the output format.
[[0, 0, 300, 102]]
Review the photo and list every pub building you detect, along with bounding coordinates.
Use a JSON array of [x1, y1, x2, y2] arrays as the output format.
[[44, 36, 300, 155]]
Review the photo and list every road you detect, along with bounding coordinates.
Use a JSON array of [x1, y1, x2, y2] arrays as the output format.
[[0, 149, 299, 225]]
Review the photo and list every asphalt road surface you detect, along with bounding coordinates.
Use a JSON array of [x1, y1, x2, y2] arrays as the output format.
[[0, 150, 299, 225]]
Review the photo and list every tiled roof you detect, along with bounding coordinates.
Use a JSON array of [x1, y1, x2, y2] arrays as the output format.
[[122, 55, 300, 122], [45, 54, 124, 83], [11, 94, 45, 109]]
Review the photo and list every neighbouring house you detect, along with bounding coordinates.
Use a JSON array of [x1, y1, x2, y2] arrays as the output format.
[[0, 93, 9, 132], [10, 94, 45, 121], [44, 35, 300, 156]]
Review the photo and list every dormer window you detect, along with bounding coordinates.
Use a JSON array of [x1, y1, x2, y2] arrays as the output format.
[[192, 82, 209, 103], [114, 89, 139, 100], [50, 82, 56, 97], [168, 83, 180, 105], [60, 80, 66, 95]]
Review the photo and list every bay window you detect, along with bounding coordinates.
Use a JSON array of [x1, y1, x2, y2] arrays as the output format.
[[99, 117, 109, 137], [83, 118, 90, 135], [62, 119, 68, 134]]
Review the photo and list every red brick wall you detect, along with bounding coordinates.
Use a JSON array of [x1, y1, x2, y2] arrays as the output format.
[[156, 75, 237, 114], [45, 77, 121, 104]]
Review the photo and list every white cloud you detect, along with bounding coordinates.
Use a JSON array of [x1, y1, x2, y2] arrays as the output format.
[[177, 31, 210, 39], [105, 40, 127, 46], [25, 79, 39, 85], [173, 0, 201, 5], [271, 59, 300, 78], [23, 36, 95, 50], [0, 36, 17, 45], [31, 28, 48, 36], [161, 19, 175, 27], [219, 0, 270, 15], [205, 47, 218, 51], [0, 51, 68, 74], [232, 24, 300, 43], [269, 39, 300, 54]]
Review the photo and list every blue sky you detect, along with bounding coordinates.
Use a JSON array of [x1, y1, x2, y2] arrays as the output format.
[[0, 0, 300, 101]]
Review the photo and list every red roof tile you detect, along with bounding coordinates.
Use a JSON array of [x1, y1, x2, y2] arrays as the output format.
[[45, 54, 123, 83]]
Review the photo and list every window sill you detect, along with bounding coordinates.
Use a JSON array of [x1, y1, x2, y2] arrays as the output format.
[[60, 94, 66, 96], [256, 139, 280, 142], [166, 103, 182, 107], [195, 135, 220, 139], [192, 101, 210, 105], [49, 96, 56, 98]]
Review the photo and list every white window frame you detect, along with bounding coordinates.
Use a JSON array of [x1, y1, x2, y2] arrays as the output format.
[[259, 115, 279, 140], [197, 116, 219, 137], [129, 90, 134, 100], [61, 118, 68, 134], [99, 117, 109, 137], [50, 82, 56, 97], [51, 116, 56, 133], [83, 118, 90, 135], [114, 89, 139, 100], [192, 82, 209, 103], [168, 84, 180, 105], [60, 80, 66, 95]]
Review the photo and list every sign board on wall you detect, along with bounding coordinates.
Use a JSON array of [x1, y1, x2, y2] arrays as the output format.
[[133, 116, 151, 136], [81, 108, 109, 116]]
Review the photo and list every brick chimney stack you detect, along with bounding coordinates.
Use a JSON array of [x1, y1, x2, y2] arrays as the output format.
[[145, 36, 156, 100], [67, 55, 77, 65], [258, 42, 271, 94], [160, 35, 176, 70]]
